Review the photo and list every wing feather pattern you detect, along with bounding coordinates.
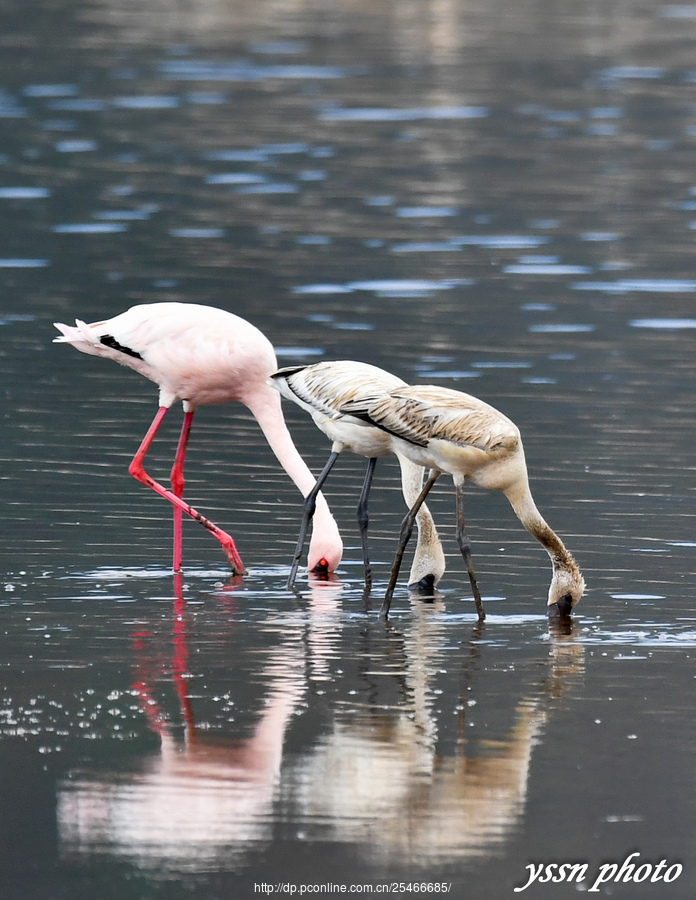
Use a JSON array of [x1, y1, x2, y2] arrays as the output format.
[[341, 385, 519, 454], [273, 361, 405, 418]]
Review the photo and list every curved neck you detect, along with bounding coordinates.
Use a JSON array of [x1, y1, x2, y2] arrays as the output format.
[[245, 383, 337, 523], [504, 481, 572, 569], [397, 453, 445, 585], [399, 456, 435, 532]]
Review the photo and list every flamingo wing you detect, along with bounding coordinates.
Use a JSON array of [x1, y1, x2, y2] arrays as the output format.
[[341, 386, 519, 455]]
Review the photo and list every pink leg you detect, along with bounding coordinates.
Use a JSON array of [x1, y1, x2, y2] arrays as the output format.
[[172, 572, 197, 742], [170, 410, 194, 573], [131, 630, 167, 738], [128, 406, 246, 575]]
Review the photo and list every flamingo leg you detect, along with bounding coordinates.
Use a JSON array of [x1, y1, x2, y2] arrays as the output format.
[[381, 469, 440, 617], [455, 482, 485, 621], [356, 457, 377, 590], [172, 572, 197, 743], [288, 450, 340, 588], [170, 410, 194, 573], [128, 406, 246, 575]]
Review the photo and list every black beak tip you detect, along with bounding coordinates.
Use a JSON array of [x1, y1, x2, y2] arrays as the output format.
[[408, 573, 437, 599], [550, 594, 574, 618]]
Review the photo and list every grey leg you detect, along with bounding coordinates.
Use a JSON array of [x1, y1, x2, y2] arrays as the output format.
[[356, 457, 377, 590], [455, 481, 485, 621]]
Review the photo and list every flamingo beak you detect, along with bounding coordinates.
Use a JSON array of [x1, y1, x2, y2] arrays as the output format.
[[310, 557, 331, 579], [408, 573, 438, 599], [551, 593, 574, 617]]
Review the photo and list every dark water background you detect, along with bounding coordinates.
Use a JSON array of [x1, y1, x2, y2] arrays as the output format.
[[2, 1, 696, 897]]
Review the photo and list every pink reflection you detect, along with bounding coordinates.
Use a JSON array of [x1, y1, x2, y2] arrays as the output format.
[[58, 574, 305, 871]]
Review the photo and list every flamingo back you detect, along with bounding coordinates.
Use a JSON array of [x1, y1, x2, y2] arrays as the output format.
[[55, 302, 278, 409]]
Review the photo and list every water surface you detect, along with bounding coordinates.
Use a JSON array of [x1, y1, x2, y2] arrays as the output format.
[[2, 0, 696, 897]]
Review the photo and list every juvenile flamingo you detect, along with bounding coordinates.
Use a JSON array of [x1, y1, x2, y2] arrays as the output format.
[[271, 360, 445, 591], [53, 302, 343, 574], [341, 384, 585, 619]]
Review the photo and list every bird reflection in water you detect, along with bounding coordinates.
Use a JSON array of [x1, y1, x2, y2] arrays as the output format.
[[58, 573, 307, 871], [57, 576, 584, 871], [287, 602, 584, 865]]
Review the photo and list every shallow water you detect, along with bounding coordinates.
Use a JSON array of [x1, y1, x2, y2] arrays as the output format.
[[2, 0, 696, 896]]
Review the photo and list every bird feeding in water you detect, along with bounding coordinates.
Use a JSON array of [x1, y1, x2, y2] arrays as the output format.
[[271, 360, 446, 590], [340, 383, 585, 619], [53, 302, 343, 575]]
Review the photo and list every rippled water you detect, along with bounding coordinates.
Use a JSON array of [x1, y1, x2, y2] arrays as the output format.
[[2, 0, 696, 897]]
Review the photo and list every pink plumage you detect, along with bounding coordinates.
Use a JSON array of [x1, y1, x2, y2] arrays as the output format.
[[54, 302, 343, 574]]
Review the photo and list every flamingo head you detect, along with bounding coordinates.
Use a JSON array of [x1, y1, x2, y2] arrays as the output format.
[[307, 518, 343, 577], [547, 561, 585, 617]]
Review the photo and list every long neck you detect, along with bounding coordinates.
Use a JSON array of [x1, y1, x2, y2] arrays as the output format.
[[397, 453, 445, 584], [245, 384, 319, 495], [245, 383, 343, 556], [505, 480, 574, 570], [505, 478, 585, 607]]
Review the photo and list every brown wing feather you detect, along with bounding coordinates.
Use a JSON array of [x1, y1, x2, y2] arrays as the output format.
[[342, 385, 519, 454]]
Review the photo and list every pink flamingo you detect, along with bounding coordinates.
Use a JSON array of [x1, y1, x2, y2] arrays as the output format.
[[54, 302, 343, 575]]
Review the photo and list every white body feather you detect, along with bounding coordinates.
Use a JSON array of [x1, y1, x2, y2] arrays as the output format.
[[272, 361, 446, 587], [54, 302, 278, 410]]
